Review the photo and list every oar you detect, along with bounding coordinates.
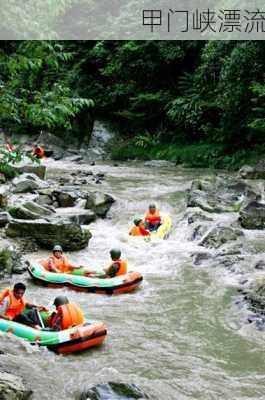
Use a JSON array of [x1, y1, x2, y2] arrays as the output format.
[[36, 309, 45, 329]]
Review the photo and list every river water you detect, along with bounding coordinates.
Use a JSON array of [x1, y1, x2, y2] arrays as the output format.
[[1, 160, 265, 400]]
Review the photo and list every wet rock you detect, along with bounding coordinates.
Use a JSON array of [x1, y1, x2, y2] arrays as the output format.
[[239, 201, 265, 229], [6, 219, 91, 251], [90, 161, 95, 166], [144, 160, 174, 168], [53, 190, 77, 207], [57, 209, 96, 225], [189, 224, 208, 241], [14, 161, 46, 179], [80, 382, 150, 400], [8, 201, 53, 221], [255, 260, 265, 270], [192, 252, 213, 266], [187, 176, 260, 213], [200, 225, 244, 249], [186, 210, 213, 224], [36, 194, 53, 207], [85, 192, 115, 217], [0, 242, 26, 276], [12, 173, 48, 193], [244, 276, 265, 313], [239, 161, 265, 179], [66, 155, 83, 162], [0, 212, 10, 227], [0, 186, 8, 208], [0, 173, 6, 183], [0, 371, 32, 400]]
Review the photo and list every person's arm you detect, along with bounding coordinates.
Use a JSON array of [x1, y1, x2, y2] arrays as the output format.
[[48, 258, 60, 273], [26, 302, 48, 312], [0, 298, 11, 320], [104, 263, 120, 278]]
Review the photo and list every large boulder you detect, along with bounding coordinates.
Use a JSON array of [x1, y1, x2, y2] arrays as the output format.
[[239, 161, 265, 180], [8, 201, 53, 220], [239, 201, 265, 229], [12, 173, 48, 193], [79, 382, 150, 400], [6, 219, 91, 250], [56, 209, 96, 225], [187, 176, 260, 213], [244, 275, 265, 313], [52, 190, 77, 207], [200, 225, 244, 249], [14, 160, 46, 179], [0, 371, 32, 400], [85, 192, 115, 217], [0, 240, 26, 277]]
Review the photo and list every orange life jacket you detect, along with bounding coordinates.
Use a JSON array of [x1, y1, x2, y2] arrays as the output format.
[[129, 226, 149, 237], [144, 209, 161, 224], [109, 259, 127, 277], [0, 288, 25, 319], [41, 255, 73, 273], [49, 303, 84, 330]]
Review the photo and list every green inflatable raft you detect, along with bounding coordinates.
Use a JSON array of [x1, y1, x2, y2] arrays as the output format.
[[28, 263, 143, 295], [0, 313, 107, 354]]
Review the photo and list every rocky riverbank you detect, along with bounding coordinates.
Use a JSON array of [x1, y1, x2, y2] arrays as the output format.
[[184, 165, 265, 330]]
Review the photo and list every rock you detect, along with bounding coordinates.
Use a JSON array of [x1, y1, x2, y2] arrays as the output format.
[[56, 209, 96, 225], [6, 220, 91, 251], [36, 194, 53, 207], [85, 192, 115, 217], [239, 201, 265, 229], [189, 224, 209, 241], [186, 210, 213, 224], [245, 275, 265, 312], [255, 260, 265, 270], [200, 225, 244, 249], [0, 173, 6, 183], [144, 160, 174, 168], [0, 243, 26, 276], [80, 382, 150, 400], [53, 190, 77, 207], [239, 161, 265, 179], [192, 252, 213, 266], [13, 159, 46, 179], [12, 173, 48, 193], [0, 186, 8, 208], [66, 155, 83, 162], [0, 371, 32, 400], [0, 212, 10, 227], [8, 200, 53, 221], [187, 176, 260, 213]]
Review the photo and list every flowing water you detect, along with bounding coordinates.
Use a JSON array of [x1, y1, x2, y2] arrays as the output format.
[[1, 160, 265, 400]]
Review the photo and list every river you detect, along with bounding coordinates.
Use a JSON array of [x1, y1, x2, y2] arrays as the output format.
[[1, 160, 265, 400]]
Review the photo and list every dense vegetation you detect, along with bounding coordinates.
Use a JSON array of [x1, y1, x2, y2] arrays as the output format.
[[1, 40, 265, 169]]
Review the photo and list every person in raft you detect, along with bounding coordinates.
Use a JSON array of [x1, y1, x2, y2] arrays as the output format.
[[103, 249, 128, 278], [144, 204, 162, 232], [0, 282, 47, 328], [41, 245, 88, 275], [129, 218, 150, 237], [48, 296, 84, 331], [32, 144, 45, 159]]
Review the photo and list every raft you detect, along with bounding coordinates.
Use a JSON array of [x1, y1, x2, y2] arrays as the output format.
[[0, 315, 107, 354], [28, 263, 143, 295]]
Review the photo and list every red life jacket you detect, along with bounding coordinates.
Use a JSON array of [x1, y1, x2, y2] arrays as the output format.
[[144, 209, 161, 224], [0, 288, 25, 319]]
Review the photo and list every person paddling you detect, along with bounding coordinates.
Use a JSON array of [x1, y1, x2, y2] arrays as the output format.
[[144, 204, 161, 232], [103, 249, 128, 278], [0, 282, 47, 328], [129, 218, 150, 236], [48, 296, 84, 331]]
